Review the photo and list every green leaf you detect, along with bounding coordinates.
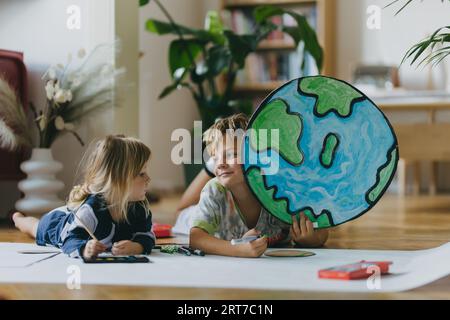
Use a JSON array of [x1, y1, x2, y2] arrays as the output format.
[[401, 27, 450, 67], [159, 82, 190, 99], [388, 0, 414, 15], [145, 19, 214, 42], [159, 83, 177, 99], [385, 0, 450, 16], [253, 6, 284, 23], [139, 0, 150, 7], [282, 26, 302, 44], [205, 11, 226, 45], [292, 13, 323, 71], [228, 99, 253, 116], [206, 46, 231, 76], [252, 5, 323, 72], [173, 67, 187, 81], [224, 31, 257, 68], [190, 65, 206, 84], [283, 23, 323, 71], [168, 39, 203, 78], [255, 22, 278, 42]]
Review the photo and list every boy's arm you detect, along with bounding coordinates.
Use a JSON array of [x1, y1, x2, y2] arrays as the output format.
[[293, 229, 329, 248], [189, 180, 267, 257], [190, 227, 238, 256], [190, 227, 267, 258]]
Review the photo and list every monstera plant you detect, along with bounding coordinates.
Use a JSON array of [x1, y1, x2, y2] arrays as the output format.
[[140, 0, 323, 129], [140, 0, 323, 184]]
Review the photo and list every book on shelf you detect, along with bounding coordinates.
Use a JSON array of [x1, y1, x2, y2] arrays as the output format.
[[235, 47, 318, 86], [222, 5, 317, 46], [224, 4, 319, 88]]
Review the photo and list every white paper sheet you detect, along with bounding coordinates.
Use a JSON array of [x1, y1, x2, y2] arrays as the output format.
[[0, 242, 449, 293], [0, 243, 60, 268]]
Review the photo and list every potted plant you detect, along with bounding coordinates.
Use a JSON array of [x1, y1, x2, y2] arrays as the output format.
[[141, 0, 324, 184], [387, 0, 450, 67], [0, 43, 122, 216]]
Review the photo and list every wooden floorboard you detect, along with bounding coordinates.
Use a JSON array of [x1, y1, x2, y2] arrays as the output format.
[[0, 194, 449, 299]]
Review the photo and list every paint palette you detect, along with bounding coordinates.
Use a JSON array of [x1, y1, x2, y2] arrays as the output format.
[[82, 255, 151, 264], [243, 76, 398, 228]]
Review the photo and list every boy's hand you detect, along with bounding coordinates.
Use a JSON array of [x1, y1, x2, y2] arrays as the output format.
[[83, 240, 107, 259], [291, 212, 328, 248], [112, 240, 144, 256], [235, 229, 268, 258]]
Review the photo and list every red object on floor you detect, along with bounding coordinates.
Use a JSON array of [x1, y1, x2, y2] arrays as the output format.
[[152, 223, 173, 238], [318, 260, 392, 280]]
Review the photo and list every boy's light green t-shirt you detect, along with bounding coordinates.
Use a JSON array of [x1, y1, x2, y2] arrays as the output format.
[[192, 178, 291, 246]]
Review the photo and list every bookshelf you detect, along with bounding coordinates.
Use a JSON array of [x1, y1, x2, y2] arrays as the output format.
[[233, 80, 286, 92], [221, 0, 336, 96]]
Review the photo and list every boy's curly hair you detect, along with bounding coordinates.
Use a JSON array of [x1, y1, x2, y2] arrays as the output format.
[[203, 113, 249, 156]]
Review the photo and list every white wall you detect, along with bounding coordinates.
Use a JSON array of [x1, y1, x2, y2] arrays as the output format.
[[115, 0, 140, 137], [139, 0, 206, 191], [336, 0, 450, 192], [0, 0, 116, 214], [336, 0, 450, 88]]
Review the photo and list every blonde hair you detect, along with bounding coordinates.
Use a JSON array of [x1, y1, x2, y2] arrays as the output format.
[[68, 134, 151, 222], [203, 113, 249, 156]]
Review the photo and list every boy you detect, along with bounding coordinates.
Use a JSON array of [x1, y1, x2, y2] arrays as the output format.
[[190, 114, 328, 257]]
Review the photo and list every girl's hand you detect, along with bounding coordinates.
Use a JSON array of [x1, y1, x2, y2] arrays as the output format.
[[83, 240, 107, 259], [291, 212, 329, 248], [235, 229, 268, 258], [112, 240, 144, 256]]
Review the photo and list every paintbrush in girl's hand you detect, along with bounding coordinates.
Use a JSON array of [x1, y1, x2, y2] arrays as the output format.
[[73, 211, 98, 241]]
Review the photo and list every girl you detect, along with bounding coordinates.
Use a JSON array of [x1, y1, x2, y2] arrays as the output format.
[[12, 134, 155, 259]]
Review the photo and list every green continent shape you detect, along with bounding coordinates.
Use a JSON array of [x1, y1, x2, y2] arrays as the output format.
[[367, 148, 398, 204], [300, 77, 363, 117], [247, 167, 291, 224], [250, 99, 303, 165], [247, 167, 331, 228], [302, 209, 331, 228], [321, 134, 338, 167]]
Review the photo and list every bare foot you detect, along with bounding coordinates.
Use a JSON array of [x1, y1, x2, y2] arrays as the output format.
[[12, 212, 25, 226], [12, 212, 38, 238]]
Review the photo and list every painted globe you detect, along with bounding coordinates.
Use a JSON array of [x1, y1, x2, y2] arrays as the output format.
[[242, 76, 398, 228]]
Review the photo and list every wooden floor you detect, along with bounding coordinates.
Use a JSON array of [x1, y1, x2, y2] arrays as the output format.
[[0, 194, 449, 299]]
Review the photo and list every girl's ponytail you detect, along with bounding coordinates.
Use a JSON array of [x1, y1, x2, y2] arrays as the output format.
[[67, 184, 90, 210]]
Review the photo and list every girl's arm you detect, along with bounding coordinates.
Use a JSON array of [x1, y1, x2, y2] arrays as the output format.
[[61, 227, 92, 258], [129, 204, 156, 254], [190, 227, 268, 258], [61, 205, 107, 258], [111, 205, 155, 256]]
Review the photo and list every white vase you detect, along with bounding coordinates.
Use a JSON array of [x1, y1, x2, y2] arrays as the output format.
[[15, 148, 65, 217]]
